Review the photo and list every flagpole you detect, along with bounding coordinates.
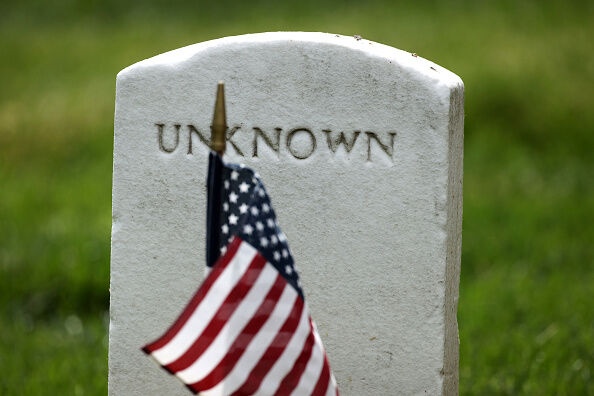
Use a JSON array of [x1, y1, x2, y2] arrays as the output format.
[[211, 82, 227, 156], [206, 82, 227, 267]]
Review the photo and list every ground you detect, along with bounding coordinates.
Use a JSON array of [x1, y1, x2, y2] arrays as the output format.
[[0, 0, 592, 394]]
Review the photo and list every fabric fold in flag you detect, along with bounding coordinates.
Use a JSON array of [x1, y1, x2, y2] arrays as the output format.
[[143, 153, 339, 395]]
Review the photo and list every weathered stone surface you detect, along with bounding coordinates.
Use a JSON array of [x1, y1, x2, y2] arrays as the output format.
[[110, 32, 464, 395]]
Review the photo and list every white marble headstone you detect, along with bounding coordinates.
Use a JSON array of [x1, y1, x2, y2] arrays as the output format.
[[110, 32, 464, 395]]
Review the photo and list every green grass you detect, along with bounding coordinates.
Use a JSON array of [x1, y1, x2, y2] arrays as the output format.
[[1, 0, 593, 394]]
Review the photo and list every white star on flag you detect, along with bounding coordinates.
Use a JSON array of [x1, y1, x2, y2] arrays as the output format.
[[239, 181, 250, 193]]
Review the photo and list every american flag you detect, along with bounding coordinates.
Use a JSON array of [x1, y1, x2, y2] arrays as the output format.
[[142, 153, 339, 395]]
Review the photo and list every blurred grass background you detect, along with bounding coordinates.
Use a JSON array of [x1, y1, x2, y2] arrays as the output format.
[[0, 0, 592, 394]]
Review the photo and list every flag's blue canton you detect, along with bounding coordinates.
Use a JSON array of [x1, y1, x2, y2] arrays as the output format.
[[217, 163, 303, 298]]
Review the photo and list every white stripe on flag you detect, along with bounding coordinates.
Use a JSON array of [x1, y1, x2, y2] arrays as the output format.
[[253, 303, 311, 395], [325, 378, 337, 396], [152, 242, 257, 365], [200, 280, 298, 396], [291, 327, 326, 395], [177, 263, 279, 384]]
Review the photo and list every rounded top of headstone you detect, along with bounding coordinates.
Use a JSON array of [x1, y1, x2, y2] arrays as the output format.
[[118, 32, 462, 90]]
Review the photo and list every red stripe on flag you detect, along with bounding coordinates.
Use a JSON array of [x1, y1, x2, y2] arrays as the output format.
[[273, 320, 316, 396], [142, 237, 242, 354], [165, 253, 267, 373], [231, 296, 305, 395], [186, 273, 286, 392], [311, 352, 332, 396]]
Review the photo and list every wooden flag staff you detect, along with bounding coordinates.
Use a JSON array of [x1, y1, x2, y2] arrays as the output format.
[[205, 82, 227, 268]]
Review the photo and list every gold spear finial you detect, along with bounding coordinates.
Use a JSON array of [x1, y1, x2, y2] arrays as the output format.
[[211, 82, 227, 155]]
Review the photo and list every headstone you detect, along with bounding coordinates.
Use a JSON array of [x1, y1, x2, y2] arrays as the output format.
[[110, 32, 464, 395]]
